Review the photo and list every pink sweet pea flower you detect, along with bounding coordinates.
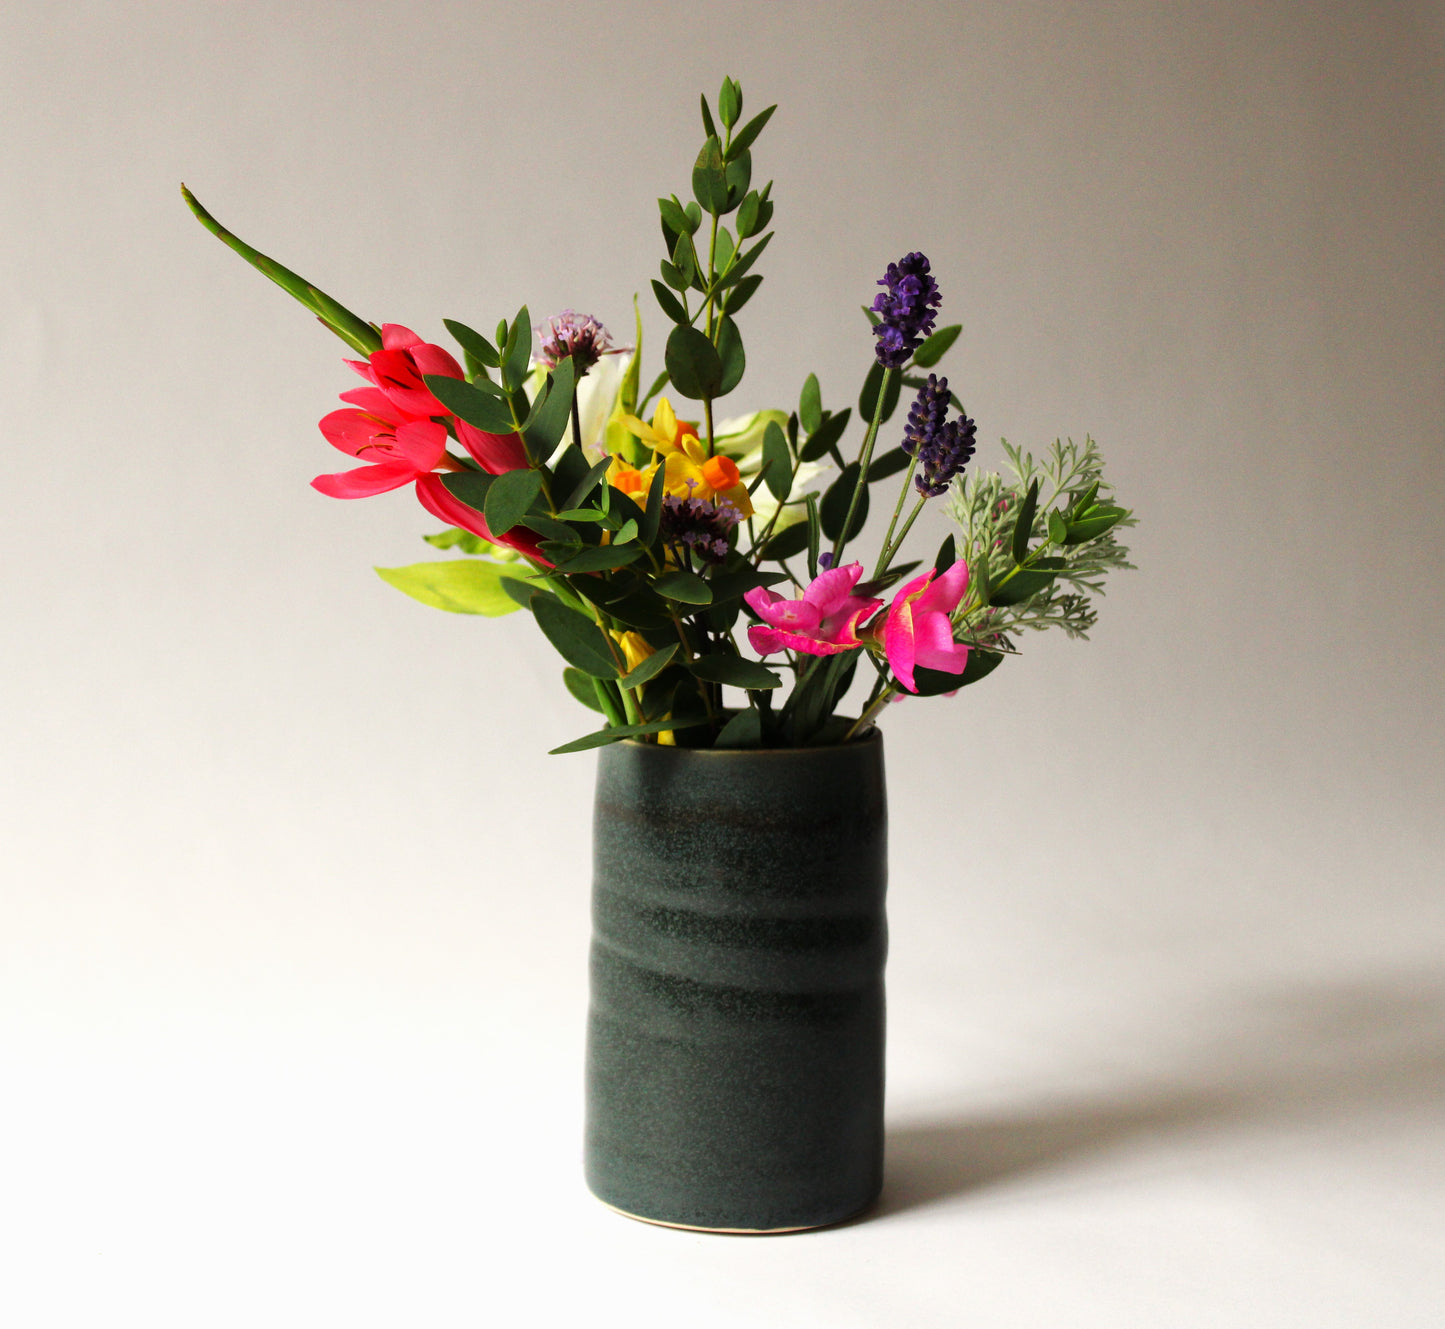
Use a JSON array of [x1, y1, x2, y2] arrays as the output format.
[[346, 323, 465, 419], [744, 563, 883, 657], [875, 559, 971, 694]]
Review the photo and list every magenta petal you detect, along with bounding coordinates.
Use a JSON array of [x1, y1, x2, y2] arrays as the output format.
[[882, 603, 919, 693], [916, 559, 969, 615], [337, 386, 407, 420], [914, 639, 969, 675], [319, 408, 394, 457], [747, 624, 789, 656], [802, 562, 865, 613], [743, 585, 781, 616], [410, 342, 464, 381], [758, 599, 822, 632], [380, 324, 424, 350], [456, 421, 529, 475], [311, 460, 417, 499], [392, 420, 448, 470]]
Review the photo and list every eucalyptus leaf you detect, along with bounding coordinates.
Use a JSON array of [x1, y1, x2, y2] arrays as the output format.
[[440, 470, 495, 516], [502, 306, 531, 391], [736, 191, 760, 238], [640, 465, 667, 546], [716, 315, 745, 396], [934, 533, 957, 576], [762, 421, 791, 501], [532, 596, 619, 679], [821, 462, 869, 542], [718, 76, 741, 129], [799, 407, 851, 462], [521, 355, 576, 460], [425, 375, 517, 434], [692, 135, 729, 214], [654, 570, 713, 605], [690, 655, 782, 689], [723, 149, 751, 211], [725, 104, 776, 160], [549, 543, 645, 574], [563, 455, 613, 511], [619, 642, 680, 691], [1047, 510, 1069, 545], [564, 667, 606, 712], [658, 196, 692, 236], [714, 231, 771, 290], [760, 521, 809, 562], [799, 373, 822, 435], [483, 467, 542, 536], [714, 708, 762, 748], [665, 324, 723, 400], [858, 362, 902, 424], [444, 318, 500, 369], [652, 278, 689, 324], [723, 274, 763, 316]]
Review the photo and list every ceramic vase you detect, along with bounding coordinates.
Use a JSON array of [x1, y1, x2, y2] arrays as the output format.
[[584, 732, 888, 1232]]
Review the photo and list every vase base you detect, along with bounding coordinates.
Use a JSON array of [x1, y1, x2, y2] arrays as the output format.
[[594, 1195, 875, 1235]]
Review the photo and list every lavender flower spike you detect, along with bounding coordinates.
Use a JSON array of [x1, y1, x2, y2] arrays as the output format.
[[902, 374, 951, 458], [871, 252, 941, 369], [537, 310, 627, 376], [914, 412, 978, 498]]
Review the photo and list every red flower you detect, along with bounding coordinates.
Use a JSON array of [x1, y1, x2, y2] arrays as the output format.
[[313, 389, 447, 498], [345, 323, 465, 419]]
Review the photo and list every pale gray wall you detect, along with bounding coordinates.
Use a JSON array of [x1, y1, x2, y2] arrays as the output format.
[[2, 3, 1442, 1324]]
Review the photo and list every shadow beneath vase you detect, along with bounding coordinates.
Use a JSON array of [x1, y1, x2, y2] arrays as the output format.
[[878, 966, 1445, 1217]]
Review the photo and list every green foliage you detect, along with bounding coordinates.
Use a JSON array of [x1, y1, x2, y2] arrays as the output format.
[[374, 560, 528, 616], [946, 436, 1136, 645]]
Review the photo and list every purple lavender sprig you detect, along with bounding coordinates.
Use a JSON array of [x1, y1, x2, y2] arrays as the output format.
[[915, 415, 978, 498], [871, 252, 941, 369]]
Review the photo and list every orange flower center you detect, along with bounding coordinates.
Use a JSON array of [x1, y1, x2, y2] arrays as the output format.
[[614, 470, 647, 496]]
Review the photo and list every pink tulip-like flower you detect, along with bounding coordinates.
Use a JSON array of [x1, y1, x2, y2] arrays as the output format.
[[744, 563, 883, 657], [346, 323, 465, 419], [874, 559, 971, 694]]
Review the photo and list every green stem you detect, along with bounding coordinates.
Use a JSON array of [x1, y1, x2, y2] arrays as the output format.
[[867, 459, 924, 577], [831, 366, 893, 565], [845, 679, 897, 740], [875, 496, 927, 580]]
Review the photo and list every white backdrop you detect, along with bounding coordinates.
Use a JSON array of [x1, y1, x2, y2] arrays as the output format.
[[3, 2, 1443, 1325]]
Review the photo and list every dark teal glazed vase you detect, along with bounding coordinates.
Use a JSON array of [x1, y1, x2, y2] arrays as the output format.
[[584, 733, 888, 1233]]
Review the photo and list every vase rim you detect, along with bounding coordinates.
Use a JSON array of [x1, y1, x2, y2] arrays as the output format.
[[611, 728, 883, 756]]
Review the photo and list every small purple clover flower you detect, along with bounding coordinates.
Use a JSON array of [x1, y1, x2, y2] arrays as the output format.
[[660, 493, 741, 565], [871, 252, 941, 369], [537, 310, 626, 376]]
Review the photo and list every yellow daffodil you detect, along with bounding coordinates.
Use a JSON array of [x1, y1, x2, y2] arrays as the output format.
[[609, 630, 675, 744], [617, 397, 754, 519]]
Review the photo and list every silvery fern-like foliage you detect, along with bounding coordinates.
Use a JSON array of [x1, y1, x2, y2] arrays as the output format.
[[946, 437, 1135, 650]]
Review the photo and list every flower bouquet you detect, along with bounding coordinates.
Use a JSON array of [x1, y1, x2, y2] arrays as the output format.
[[183, 78, 1132, 756], [185, 78, 1135, 1232]]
